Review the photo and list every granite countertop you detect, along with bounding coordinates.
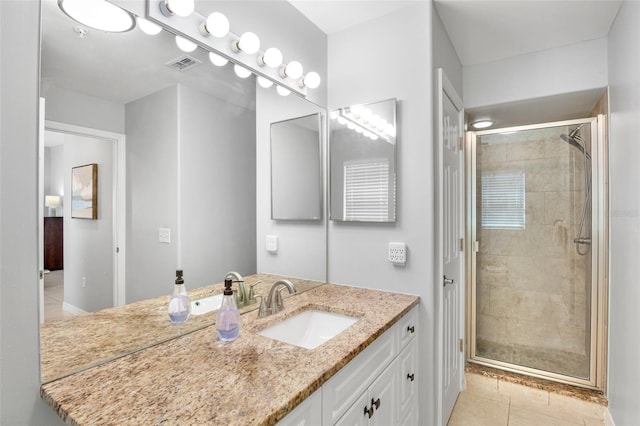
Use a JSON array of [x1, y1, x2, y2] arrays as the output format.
[[40, 274, 323, 383], [41, 281, 419, 425]]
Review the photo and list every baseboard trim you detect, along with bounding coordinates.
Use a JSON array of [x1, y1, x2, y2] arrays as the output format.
[[62, 302, 87, 315]]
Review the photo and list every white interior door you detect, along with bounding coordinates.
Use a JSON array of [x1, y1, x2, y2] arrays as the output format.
[[38, 98, 46, 323], [436, 69, 464, 425]]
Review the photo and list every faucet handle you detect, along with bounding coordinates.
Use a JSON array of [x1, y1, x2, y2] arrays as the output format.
[[256, 295, 267, 318], [274, 288, 286, 312], [247, 280, 263, 305]]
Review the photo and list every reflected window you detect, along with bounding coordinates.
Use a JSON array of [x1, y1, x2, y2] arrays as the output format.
[[481, 172, 525, 229], [344, 159, 390, 221]]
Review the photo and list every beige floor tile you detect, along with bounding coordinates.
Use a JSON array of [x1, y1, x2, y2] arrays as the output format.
[[499, 380, 549, 411], [466, 373, 500, 400], [448, 392, 509, 426], [508, 406, 583, 426], [549, 393, 606, 419], [583, 416, 606, 426]]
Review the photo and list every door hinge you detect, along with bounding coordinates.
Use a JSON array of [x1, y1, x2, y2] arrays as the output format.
[[473, 241, 480, 253], [459, 136, 464, 151], [459, 339, 464, 353], [116, 247, 120, 254], [459, 238, 464, 252]]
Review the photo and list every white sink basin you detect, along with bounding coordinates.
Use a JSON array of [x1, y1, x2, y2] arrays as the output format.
[[258, 309, 358, 349], [190, 294, 224, 315]]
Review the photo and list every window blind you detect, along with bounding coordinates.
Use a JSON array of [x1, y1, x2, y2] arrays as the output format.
[[481, 172, 526, 229], [344, 159, 390, 221]]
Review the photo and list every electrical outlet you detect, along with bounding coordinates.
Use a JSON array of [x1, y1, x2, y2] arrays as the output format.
[[159, 228, 171, 244], [266, 235, 278, 253], [388, 242, 407, 265]]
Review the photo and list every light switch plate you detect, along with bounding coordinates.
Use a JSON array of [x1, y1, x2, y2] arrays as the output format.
[[159, 228, 171, 244], [388, 242, 407, 265], [266, 235, 278, 253]]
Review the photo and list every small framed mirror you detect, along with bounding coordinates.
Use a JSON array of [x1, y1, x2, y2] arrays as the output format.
[[329, 98, 397, 222], [270, 113, 323, 221]]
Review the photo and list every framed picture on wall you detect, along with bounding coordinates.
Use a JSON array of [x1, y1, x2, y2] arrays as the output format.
[[71, 163, 98, 220]]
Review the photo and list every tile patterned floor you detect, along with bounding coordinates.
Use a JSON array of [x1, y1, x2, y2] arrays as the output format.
[[448, 373, 606, 426], [44, 270, 75, 321]]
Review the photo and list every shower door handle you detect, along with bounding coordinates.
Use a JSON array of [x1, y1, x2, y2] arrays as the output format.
[[443, 276, 454, 287]]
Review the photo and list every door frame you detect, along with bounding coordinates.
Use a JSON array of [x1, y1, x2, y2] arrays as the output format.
[[435, 68, 465, 426], [40, 120, 126, 314], [465, 116, 608, 390]]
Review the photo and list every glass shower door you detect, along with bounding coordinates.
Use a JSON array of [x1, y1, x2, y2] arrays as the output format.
[[469, 117, 605, 388]]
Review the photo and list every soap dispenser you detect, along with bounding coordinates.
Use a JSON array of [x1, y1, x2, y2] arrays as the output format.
[[216, 278, 241, 342], [168, 270, 191, 323]]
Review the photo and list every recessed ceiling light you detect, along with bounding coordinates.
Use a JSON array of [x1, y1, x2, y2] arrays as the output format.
[[58, 0, 135, 33], [471, 120, 494, 130]]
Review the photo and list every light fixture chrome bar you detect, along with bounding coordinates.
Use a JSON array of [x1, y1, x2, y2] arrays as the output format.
[[337, 109, 392, 143], [145, 0, 307, 97]]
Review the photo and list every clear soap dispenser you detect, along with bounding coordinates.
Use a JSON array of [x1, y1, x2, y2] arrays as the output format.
[[168, 270, 191, 323], [216, 278, 241, 341]]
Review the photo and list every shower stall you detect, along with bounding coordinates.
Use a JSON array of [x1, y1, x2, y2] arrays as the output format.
[[466, 116, 607, 389]]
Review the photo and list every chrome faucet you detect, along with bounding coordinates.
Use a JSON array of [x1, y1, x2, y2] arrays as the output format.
[[224, 271, 247, 307], [260, 280, 297, 317]]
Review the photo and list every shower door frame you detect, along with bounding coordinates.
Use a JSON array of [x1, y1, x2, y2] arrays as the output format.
[[465, 116, 608, 390]]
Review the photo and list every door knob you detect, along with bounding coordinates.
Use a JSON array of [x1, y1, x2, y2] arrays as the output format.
[[443, 275, 454, 287]]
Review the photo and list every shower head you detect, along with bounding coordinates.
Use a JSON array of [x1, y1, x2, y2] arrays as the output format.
[[560, 126, 591, 160]]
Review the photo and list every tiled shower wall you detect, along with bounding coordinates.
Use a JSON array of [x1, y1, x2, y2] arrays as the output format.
[[475, 126, 591, 378]]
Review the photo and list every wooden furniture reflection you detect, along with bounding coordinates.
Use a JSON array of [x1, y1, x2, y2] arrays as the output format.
[[44, 217, 63, 271]]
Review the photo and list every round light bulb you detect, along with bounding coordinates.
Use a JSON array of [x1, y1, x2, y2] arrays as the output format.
[[347, 122, 356, 130], [385, 123, 396, 137], [204, 12, 229, 37], [276, 85, 291, 97], [234, 64, 252, 79], [261, 47, 283, 68], [303, 71, 321, 89], [163, 0, 194, 17], [209, 52, 228, 67], [337, 116, 347, 125], [237, 32, 260, 54], [59, 0, 135, 32], [361, 108, 372, 123], [330, 111, 339, 120], [355, 126, 363, 134], [257, 77, 273, 88], [136, 17, 162, 35], [175, 35, 197, 52], [283, 61, 303, 79]]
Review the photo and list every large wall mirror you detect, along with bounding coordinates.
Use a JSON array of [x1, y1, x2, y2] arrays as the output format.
[[271, 113, 323, 220], [329, 98, 397, 222], [39, 0, 326, 382]]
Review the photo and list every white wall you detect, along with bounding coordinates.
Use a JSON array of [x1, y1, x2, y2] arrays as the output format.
[[327, 3, 435, 423], [606, 1, 640, 423], [42, 86, 125, 134], [464, 37, 607, 109], [256, 88, 327, 281], [0, 1, 65, 424], [63, 134, 114, 313], [179, 84, 256, 287]]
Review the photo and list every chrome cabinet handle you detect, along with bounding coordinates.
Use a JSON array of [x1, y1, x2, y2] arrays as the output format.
[[443, 275, 454, 287]]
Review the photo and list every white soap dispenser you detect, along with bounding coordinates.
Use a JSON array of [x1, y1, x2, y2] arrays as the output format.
[[216, 278, 241, 341], [168, 270, 191, 323]]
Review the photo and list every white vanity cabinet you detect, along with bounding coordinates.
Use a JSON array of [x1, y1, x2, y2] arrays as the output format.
[[279, 306, 418, 426], [323, 306, 418, 426]]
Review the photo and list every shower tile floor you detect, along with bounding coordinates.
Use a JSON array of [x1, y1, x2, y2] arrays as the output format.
[[448, 370, 607, 426]]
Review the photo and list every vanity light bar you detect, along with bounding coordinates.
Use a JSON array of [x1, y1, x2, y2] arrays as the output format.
[[335, 108, 394, 143], [145, 0, 320, 97]]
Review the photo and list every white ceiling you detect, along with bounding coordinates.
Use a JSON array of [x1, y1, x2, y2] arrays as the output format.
[[433, 0, 623, 66]]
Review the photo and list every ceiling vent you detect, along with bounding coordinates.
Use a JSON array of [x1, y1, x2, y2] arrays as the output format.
[[165, 55, 202, 71]]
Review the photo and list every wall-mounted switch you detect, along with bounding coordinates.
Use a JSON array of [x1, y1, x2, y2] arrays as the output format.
[[159, 228, 171, 244], [388, 242, 407, 265], [266, 235, 278, 253]]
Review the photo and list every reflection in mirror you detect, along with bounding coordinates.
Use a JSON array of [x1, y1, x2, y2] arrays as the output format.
[[39, 0, 326, 383], [329, 99, 397, 222], [271, 113, 322, 220]]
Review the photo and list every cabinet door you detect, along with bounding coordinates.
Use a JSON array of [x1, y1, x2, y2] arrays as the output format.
[[277, 388, 322, 426], [334, 392, 369, 426], [398, 339, 418, 424], [369, 360, 398, 426]]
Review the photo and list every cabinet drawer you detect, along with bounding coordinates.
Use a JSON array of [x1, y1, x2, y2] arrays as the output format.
[[322, 326, 398, 425], [398, 339, 418, 417], [398, 306, 418, 349]]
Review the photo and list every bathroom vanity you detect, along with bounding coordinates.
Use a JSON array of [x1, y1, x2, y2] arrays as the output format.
[[40, 276, 419, 425]]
